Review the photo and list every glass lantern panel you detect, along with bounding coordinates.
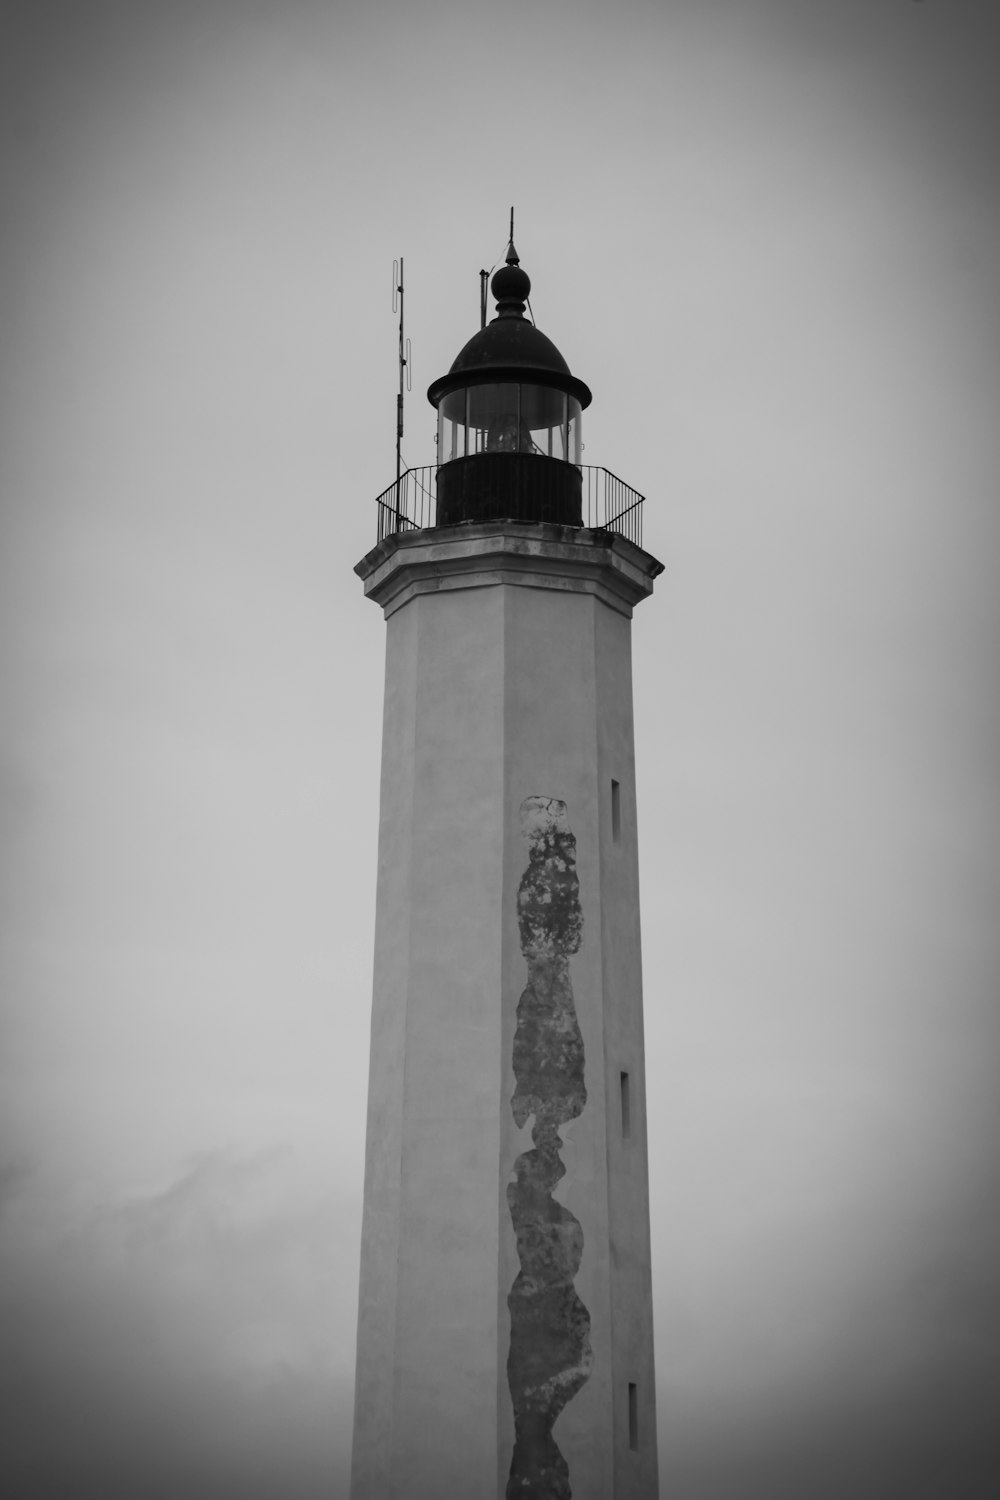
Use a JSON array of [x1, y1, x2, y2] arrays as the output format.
[[566, 397, 582, 465], [438, 411, 461, 462], [520, 384, 566, 459], [436, 383, 581, 463], [437, 387, 467, 462], [464, 384, 519, 453]]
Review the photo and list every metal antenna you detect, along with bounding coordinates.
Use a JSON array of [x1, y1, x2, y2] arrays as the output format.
[[392, 258, 411, 500], [480, 268, 489, 329], [509, 205, 514, 244]]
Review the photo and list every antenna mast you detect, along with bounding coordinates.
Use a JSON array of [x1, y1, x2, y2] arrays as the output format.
[[392, 258, 411, 497]]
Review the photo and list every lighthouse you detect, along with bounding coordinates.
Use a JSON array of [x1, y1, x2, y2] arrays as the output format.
[[350, 237, 662, 1500]]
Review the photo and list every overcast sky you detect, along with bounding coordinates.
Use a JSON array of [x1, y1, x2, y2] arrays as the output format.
[[2, 2, 999, 1496]]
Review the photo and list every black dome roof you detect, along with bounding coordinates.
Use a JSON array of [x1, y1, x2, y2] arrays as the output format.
[[448, 317, 573, 379], [427, 241, 592, 410]]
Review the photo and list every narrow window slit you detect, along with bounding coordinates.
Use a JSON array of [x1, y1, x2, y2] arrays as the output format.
[[620, 1071, 631, 1140], [628, 1382, 638, 1450], [611, 779, 621, 843]]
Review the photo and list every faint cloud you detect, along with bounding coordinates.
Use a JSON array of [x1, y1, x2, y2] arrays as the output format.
[[0, 1156, 32, 1219], [0, 1145, 354, 1499]]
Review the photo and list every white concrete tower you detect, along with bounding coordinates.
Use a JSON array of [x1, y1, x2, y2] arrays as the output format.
[[351, 239, 662, 1500]]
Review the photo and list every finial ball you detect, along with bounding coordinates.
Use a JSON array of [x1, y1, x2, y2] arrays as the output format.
[[491, 262, 531, 311]]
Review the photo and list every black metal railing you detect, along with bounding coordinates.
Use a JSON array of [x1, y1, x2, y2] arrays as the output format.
[[374, 465, 645, 547], [580, 466, 645, 547], [375, 467, 437, 541]]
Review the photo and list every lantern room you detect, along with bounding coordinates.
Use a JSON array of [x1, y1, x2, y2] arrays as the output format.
[[427, 241, 592, 528]]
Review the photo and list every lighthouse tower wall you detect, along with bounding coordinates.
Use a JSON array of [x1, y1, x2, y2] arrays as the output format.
[[352, 580, 508, 1497], [351, 523, 660, 1500]]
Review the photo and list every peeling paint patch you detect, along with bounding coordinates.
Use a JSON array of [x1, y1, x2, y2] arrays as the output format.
[[507, 797, 592, 1500]]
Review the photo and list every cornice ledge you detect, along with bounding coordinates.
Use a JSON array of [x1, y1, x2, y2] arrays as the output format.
[[355, 522, 663, 619]]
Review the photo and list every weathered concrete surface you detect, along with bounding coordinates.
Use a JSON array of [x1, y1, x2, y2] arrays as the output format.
[[352, 525, 660, 1500], [507, 797, 591, 1499], [350, 583, 507, 1500], [498, 577, 658, 1500]]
